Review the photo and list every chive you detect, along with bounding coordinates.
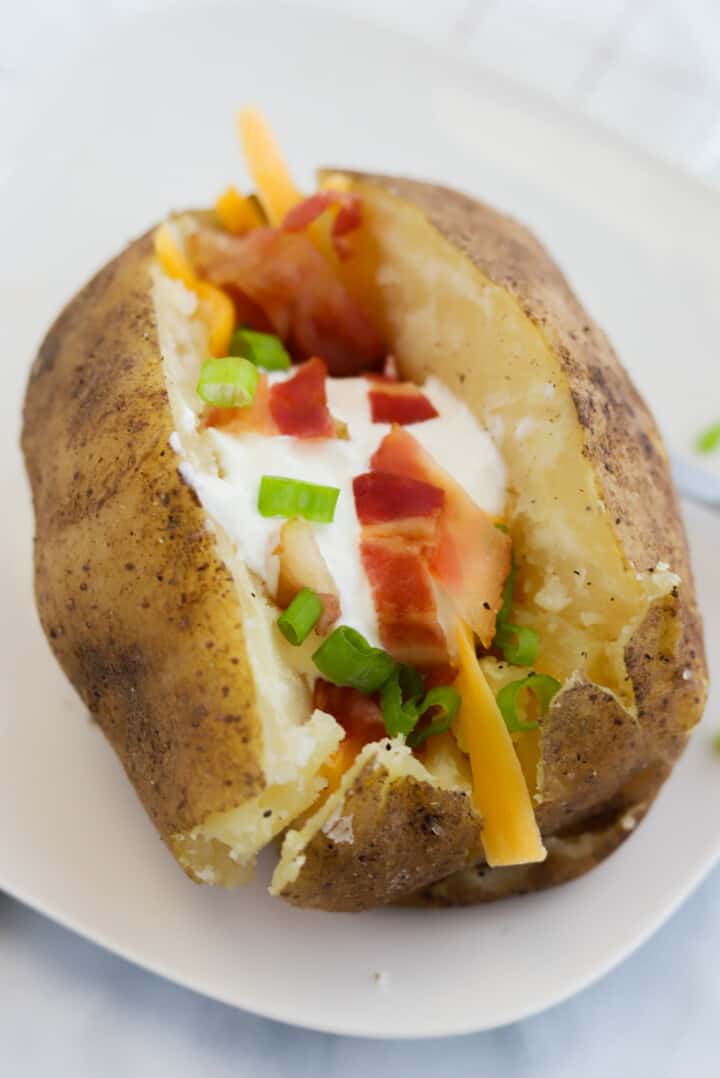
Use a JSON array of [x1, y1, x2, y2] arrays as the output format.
[[492, 537, 541, 666], [230, 327, 291, 371], [277, 588, 323, 646], [380, 669, 422, 738], [696, 422, 720, 455], [495, 623, 540, 666], [406, 686, 461, 748], [496, 673, 561, 733], [380, 668, 460, 745], [397, 664, 424, 703], [196, 356, 259, 408], [312, 626, 396, 694], [258, 476, 340, 523]]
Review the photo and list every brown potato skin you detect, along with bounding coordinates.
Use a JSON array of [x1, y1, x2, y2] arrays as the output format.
[[279, 753, 480, 911], [22, 232, 268, 850], [278, 173, 708, 909]]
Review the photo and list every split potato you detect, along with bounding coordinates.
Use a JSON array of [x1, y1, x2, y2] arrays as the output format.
[[22, 169, 708, 911]]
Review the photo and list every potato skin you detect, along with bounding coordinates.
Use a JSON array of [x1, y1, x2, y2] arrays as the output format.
[[278, 172, 708, 909], [278, 752, 480, 912], [22, 232, 267, 848]]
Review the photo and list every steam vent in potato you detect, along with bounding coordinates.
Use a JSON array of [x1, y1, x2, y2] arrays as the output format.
[[22, 110, 708, 911]]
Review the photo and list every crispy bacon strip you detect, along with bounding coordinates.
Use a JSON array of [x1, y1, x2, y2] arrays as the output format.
[[371, 426, 511, 646], [359, 538, 448, 667], [188, 226, 384, 375], [368, 384, 438, 425], [269, 358, 336, 438], [313, 680, 386, 743], [353, 472, 444, 526], [352, 470, 448, 667], [282, 192, 363, 260]]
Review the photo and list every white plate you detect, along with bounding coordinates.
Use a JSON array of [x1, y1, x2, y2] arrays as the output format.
[[1, 2, 718, 1039]]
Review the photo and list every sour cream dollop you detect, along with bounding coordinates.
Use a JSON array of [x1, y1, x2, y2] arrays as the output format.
[[179, 373, 506, 647]]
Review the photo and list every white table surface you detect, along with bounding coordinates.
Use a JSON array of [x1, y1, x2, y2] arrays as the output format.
[[2, 1, 720, 1074]]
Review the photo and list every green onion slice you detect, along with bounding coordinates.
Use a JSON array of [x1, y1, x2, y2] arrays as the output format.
[[277, 588, 322, 646], [380, 669, 422, 738], [230, 327, 291, 371], [258, 476, 340, 523], [312, 626, 395, 694], [696, 422, 720, 455], [196, 356, 259, 408], [496, 673, 561, 733], [492, 537, 541, 666], [380, 669, 460, 746], [495, 623, 540, 666], [397, 664, 424, 703], [407, 686, 461, 748]]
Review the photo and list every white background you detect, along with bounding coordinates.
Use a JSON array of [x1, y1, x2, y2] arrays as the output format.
[[2, 1, 720, 1074]]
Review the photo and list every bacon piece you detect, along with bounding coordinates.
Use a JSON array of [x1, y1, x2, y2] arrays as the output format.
[[423, 663, 460, 690], [368, 384, 438, 425], [274, 517, 340, 634], [269, 358, 335, 438], [313, 680, 385, 797], [188, 226, 384, 375], [313, 680, 386, 744], [360, 537, 448, 667], [353, 472, 444, 526], [371, 426, 511, 646], [282, 192, 337, 232], [201, 372, 277, 434], [282, 192, 363, 260]]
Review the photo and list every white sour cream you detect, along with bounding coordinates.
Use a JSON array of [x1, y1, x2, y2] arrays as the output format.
[[179, 374, 506, 647]]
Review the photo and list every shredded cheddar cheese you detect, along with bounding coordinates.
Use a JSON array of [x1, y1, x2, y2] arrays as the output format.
[[455, 622, 546, 867], [237, 106, 303, 225], [153, 225, 234, 357], [216, 185, 264, 234]]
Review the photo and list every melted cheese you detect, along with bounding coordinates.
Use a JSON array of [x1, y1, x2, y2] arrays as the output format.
[[455, 622, 546, 866]]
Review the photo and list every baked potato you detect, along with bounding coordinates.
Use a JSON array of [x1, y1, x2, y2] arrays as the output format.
[[22, 112, 708, 911]]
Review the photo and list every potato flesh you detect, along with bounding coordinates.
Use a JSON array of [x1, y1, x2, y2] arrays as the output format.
[[337, 183, 653, 709]]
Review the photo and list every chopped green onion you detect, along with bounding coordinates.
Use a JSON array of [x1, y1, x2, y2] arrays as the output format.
[[492, 537, 541, 666], [398, 664, 424, 703], [380, 670, 423, 738], [497, 561, 516, 627], [496, 673, 561, 733], [495, 623, 540, 666], [230, 327, 291, 371], [714, 731, 720, 754], [494, 522, 509, 534], [696, 422, 720, 455], [407, 686, 461, 748], [258, 476, 340, 523], [312, 626, 395, 694], [277, 588, 322, 646], [196, 356, 259, 408], [380, 669, 460, 745]]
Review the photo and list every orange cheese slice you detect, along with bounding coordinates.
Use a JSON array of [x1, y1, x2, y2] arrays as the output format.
[[237, 106, 303, 225], [455, 622, 546, 867]]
